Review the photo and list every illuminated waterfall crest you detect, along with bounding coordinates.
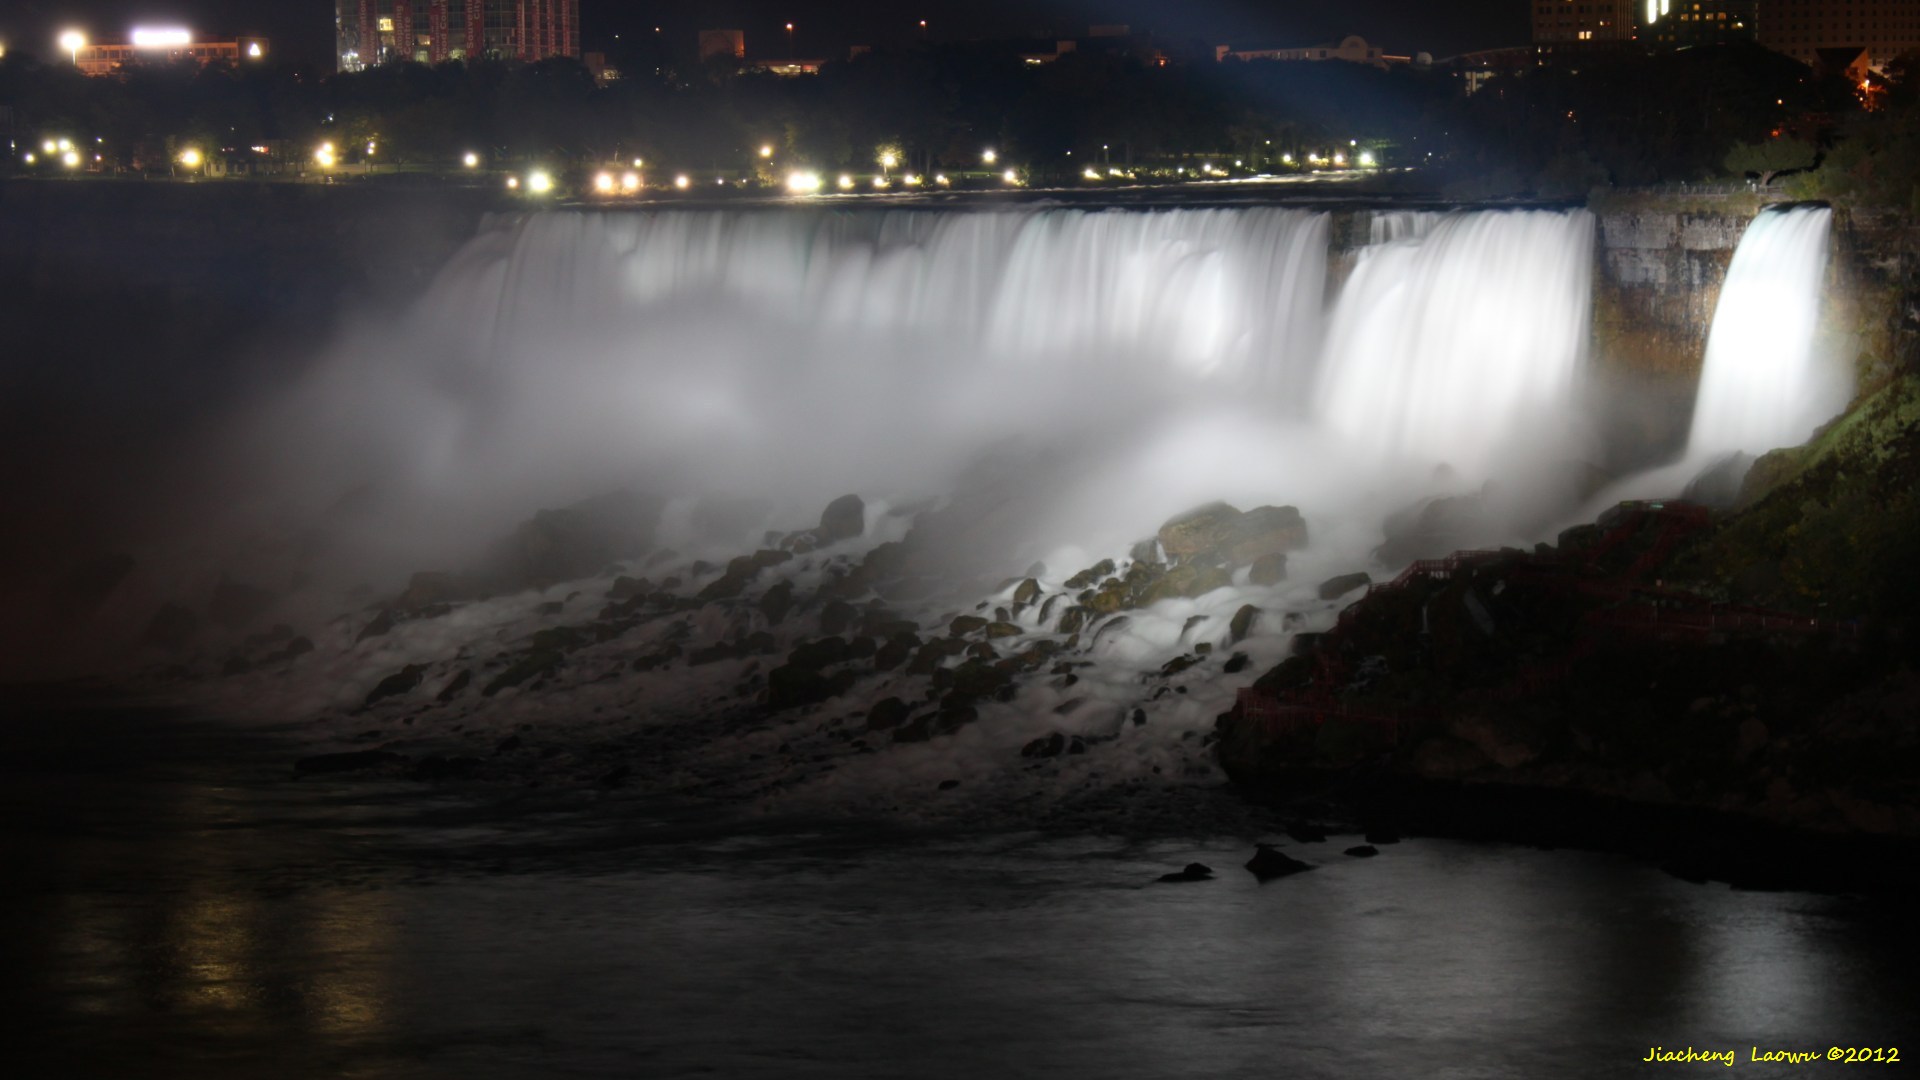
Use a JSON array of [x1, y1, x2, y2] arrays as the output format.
[[1315, 210, 1597, 480], [1687, 206, 1842, 458]]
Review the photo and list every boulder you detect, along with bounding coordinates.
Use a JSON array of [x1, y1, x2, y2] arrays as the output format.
[[1138, 564, 1232, 606], [1222, 506, 1308, 565], [495, 490, 663, 587], [1245, 845, 1313, 881], [1248, 552, 1288, 586], [1156, 862, 1214, 883], [1229, 604, 1260, 644], [363, 664, 426, 709], [208, 578, 277, 630], [397, 570, 474, 611], [1344, 845, 1380, 858], [1318, 572, 1372, 601], [816, 494, 866, 544], [1158, 502, 1243, 562], [1021, 732, 1067, 758], [142, 603, 200, 651], [1012, 578, 1042, 605], [866, 696, 911, 731]]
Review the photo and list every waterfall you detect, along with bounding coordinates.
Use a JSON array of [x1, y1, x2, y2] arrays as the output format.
[[1315, 210, 1597, 481], [1688, 206, 1842, 458], [256, 203, 1610, 577], [428, 208, 1332, 391]]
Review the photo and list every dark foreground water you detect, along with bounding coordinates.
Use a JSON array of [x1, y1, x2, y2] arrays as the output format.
[[1, 695, 1912, 1079]]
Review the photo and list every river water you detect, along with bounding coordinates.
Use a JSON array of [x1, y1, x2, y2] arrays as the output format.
[[1, 695, 1910, 1079]]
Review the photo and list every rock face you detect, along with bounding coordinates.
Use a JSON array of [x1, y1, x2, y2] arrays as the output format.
[[1157, 502, 1307, 567]]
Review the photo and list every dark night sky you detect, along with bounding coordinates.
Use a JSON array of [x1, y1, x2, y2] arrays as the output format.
[[0, 1, 1525, 71]]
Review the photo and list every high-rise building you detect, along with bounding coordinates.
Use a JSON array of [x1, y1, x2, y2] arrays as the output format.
[[1755, 0, 1920, 69], [1530, 0, 1638, 44], [336, 1, 579, 71], [1640, 1, 1760, 48]]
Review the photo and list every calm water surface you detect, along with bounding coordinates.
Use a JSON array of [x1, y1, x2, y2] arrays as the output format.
[[1, 699, 1911, 1078]]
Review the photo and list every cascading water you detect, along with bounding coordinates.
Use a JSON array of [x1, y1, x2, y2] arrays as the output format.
[[228, 204, 1612, 588], [1688, 205, 1843, 458], [1315, 210, 1597, 483]]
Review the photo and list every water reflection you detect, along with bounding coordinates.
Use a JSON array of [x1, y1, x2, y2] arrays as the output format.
[[1, 708, 1913, 1078]]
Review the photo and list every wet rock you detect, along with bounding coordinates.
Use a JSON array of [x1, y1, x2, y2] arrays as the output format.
[[1223, 506, 1308, 565], [937, 779, 960, 791], [1056, 606, 1090, 634], [142, 603, 201, 651], [1138, 564, 1232, 606], [1318, 572, 1373, 601], [1012, 578, 1042, 605], [295, 749, 404, 776], [787, 637, 851, 670], [632, 645, 682, 671], [1063, 560, 1115, 589], [758, 580, 795, 625], [1248, 552, 1288, 586], [1229, 604, 1260, 644], [1284, 821, 1328, 843], [1053, 697, 1086, 715], [363, 664, 427, 709], [606, 575, 652, 601], [949, 614, 990, 636], [873, 633, 919, 671], [1344, 845, 1380, 858], [436, 669, 472, 702], [816, 494, 866, 544], [496, 490, 662, 588], [985, 621, 1023, 640], [206, 578, 277, 631], [1022, 732, 1067, 758], [766, 664, 836, 710], [1089, 615, 1132, 652], [1156, 862, 1214, 884], [1223, 652, 1251, 674], [482, 648, 565, 696], [1245, 845, 1313, 881], [818, 599, 858, 636], [1160, 502, 1242, 561], [866, 696, 911, 731], [397, 571, 475, 611]]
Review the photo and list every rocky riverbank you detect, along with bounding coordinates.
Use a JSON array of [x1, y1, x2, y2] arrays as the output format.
[[1215, 372, 1920, 887]]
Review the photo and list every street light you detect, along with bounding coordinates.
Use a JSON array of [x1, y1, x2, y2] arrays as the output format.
[[178, 148, 202, 169], [463, 151, 480, 168], [982, 148, 997, 165], [785, 23, 795, 59], [58, 29, 85, 67]]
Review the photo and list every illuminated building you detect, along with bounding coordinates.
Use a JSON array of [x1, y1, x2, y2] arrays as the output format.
[[1531, 0, 1637, 44], [73, 31, 269, 77], [1756, 0, 1920, 69], [336, 1, 580, 71], [1641, 1, 1759, 47]]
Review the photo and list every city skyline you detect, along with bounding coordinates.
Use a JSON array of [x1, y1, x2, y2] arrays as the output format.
[[1, 1, 1527, 70]]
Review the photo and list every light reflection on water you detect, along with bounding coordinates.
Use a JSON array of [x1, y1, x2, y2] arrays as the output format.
[[1, 709, 1912, 1078]]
